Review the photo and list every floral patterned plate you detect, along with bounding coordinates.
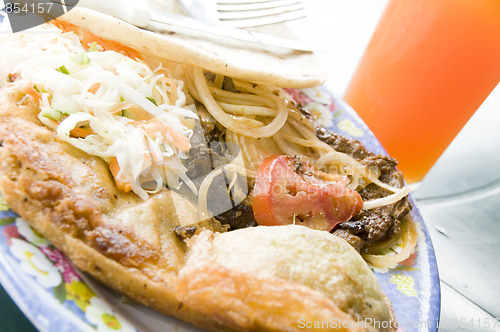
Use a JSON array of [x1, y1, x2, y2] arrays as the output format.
[[0, 86, 440, 332]]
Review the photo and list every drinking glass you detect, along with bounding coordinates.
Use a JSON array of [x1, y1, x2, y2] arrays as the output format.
[[343, 0, 500, 184]]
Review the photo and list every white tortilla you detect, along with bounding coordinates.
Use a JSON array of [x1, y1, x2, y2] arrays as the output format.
[[59, 6, 326, 88]]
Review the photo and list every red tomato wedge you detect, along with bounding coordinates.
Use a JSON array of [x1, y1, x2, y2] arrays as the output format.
[[252, 155, 363, 231]]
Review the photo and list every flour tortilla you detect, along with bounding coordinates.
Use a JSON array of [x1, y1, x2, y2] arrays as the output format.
[[58, 7, 326, 88]]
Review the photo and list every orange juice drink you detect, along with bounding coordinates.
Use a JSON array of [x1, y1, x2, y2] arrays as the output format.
[[344, 0, 500, 183]]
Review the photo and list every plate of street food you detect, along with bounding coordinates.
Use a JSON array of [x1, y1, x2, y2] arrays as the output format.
[[0, 6, 440, 332]]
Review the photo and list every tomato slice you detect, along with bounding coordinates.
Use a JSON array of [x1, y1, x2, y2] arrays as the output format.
[[252, 155, 362, 231]]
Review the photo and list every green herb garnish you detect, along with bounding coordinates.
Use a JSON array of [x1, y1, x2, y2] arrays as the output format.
[[56, 65, 69, 75], [71, 52, 91, 66], [88, 42, 99, 52], [146, 97, 158, 106], [40, 108, 63, 121]]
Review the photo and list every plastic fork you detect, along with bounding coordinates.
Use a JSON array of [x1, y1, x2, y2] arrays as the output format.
[[177, 0, 306, 28]]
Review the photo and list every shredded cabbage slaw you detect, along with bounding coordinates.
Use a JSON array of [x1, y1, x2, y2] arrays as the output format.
[[0, 26, 197, 199]]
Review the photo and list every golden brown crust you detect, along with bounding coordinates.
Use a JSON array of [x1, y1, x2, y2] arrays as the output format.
[[177, 266, 365, 332], [177, 230, 366, 332], [179, 227, 395, 332], [0, 176, 234, 330]]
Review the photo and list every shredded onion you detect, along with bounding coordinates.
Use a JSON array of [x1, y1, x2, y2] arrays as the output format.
[[362, 216, 418, 269], [363, 187, 411, 210]]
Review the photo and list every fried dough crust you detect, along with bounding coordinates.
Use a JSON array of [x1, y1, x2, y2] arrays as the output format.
[[178, 227, 396, 332], [177, 230, 367, 332]]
